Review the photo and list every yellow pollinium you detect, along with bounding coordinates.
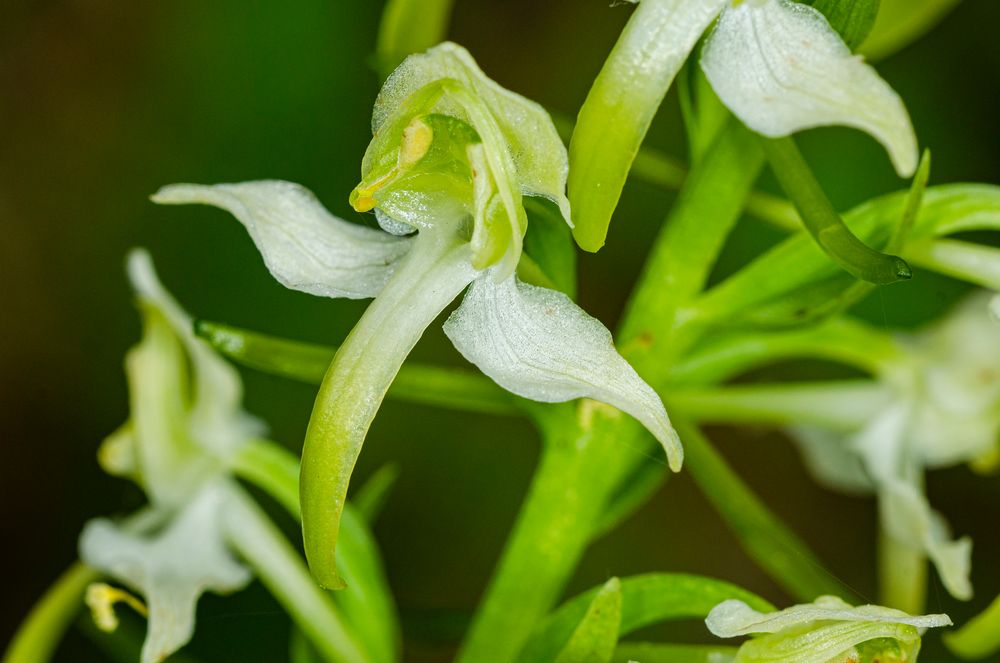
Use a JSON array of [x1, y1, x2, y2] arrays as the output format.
[[351, 117, 435, 214]]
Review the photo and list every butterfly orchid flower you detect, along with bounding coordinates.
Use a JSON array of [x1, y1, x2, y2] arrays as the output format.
[[152, 42, 683, 589]]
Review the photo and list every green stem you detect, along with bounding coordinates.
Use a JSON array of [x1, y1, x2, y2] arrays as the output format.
[[878, 526, 927, 615], [455, 405, 641, 663], [459, 120, 766, 662], [762, 136, 911, 285], [2, 563, 99, 663], [671, 381, 891, 430], [945, 592, 1000, 660], [197, 321, 520, 416], [620, 119, 764, 386], [674, 419, 856, 602], [301, 230, 475, 589], [670, 318, 901, 385], [222, 485, 373, 663]]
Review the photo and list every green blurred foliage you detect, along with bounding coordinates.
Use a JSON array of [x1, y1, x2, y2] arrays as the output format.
[[1, 1, 997, 661]]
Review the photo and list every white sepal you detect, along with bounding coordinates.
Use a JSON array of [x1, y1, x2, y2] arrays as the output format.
[[151, 181, 412, 299], [880, 479, 973, 600], [79, 481, 252, 663], [707, 595, 951, 638], [443, 275, 683, 471], [701, 0, 918, 177]]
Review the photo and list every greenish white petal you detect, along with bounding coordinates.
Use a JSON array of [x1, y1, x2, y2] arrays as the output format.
[[127, 249, 263, 461], [701, 0, 918, 177], [706, 595, 951, 637], [79, 481, 252, 663], [443, 275, 683, 471], [788, 425, 874, 495], [151, 181, 412, 300], [374, 42, 571, 225], [880, 480, 973, 600]]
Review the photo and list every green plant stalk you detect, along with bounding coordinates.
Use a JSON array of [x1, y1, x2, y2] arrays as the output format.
[[455, 403, 640, 663], [669, 318, 901, 385], [945, 591, 1000, 660], [301, 230, 474, 589], [670, 381, 892, 431], [2, 563, 99, 663], [223, 485, 373, 663], [878, 527, 927, 615], [904, 239, 1000, 292], [675, 419, 856, 602], [197, 321, 520, 416], [762, 136, 911, 285], [460, 120, 816, 661]]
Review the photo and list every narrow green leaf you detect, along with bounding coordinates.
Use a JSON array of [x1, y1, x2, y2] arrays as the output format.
[[567, 0, 727, 251], [518, 573, 772, 663], [554, 578, 622, 663], [762, 135, 911, 285], [673, 419, 856, 603], [2, 563, 99, 663], [196, 321, 521, 416], [375, 0, 455, 78], [614, 642, 738, 663], [945, 592, 1000, 660], [804, 0, 881, 51]]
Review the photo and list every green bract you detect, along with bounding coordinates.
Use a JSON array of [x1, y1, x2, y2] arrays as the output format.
[[707, 595, 951, 663], [153, 42, 683, 590]]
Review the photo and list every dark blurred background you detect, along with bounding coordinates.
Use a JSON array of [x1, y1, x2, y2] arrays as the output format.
[[2, 1, 998, 660]]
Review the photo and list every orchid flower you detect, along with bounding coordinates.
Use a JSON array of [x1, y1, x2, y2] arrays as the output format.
[[570, 0, 917, 251], [706, 595, 951, 662], [151, 42, 683, 589], [77, 250, 262, 663], [78, 252, 378, 663], [790, 292, 1000, 602]]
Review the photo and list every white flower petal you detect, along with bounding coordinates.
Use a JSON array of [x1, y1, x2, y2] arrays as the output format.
[[701, 0, 918, 177], [443, 276, 682, 471], [79, 482, 252, 663], [152, 181, 412, 299], [706, 595, 951, 639], [127, 250, 263, 463], [880, 480, 973, 600]]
